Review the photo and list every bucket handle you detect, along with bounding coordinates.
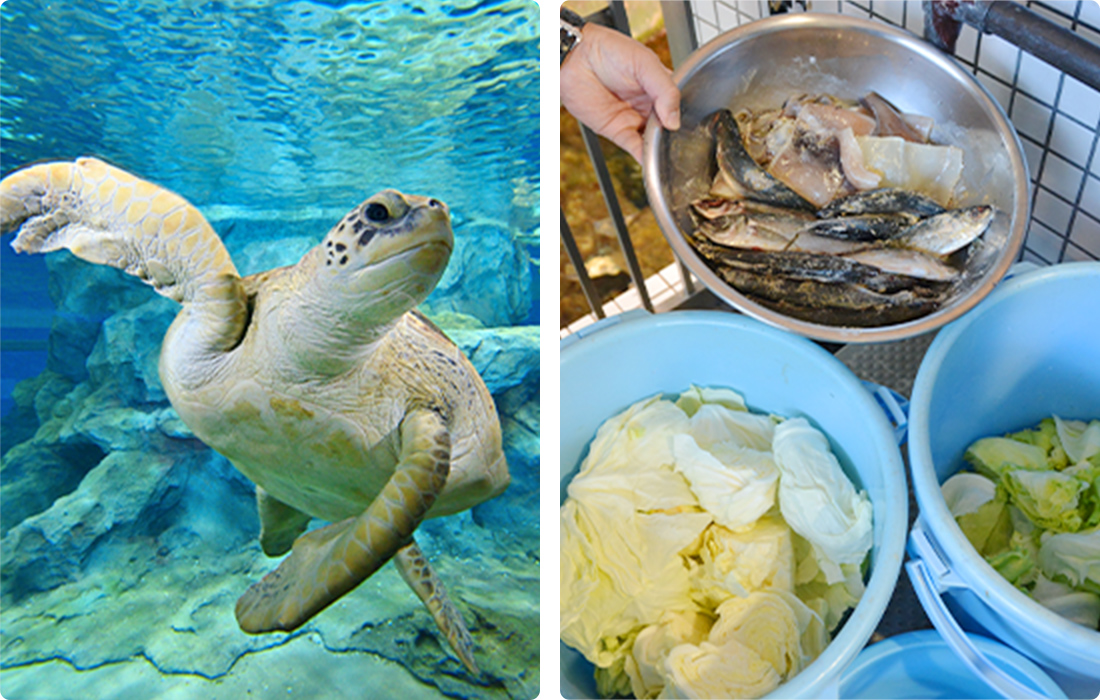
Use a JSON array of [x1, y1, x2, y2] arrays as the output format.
[[906, 528, 1053, 700], [861, 380, 909, 446]]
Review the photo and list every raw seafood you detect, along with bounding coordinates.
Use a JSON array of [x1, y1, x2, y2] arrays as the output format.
[[891, 205, 994, 256], [711, 109, 816, 211], [685, 92, 997, 327], [818, 187, 946, 219]]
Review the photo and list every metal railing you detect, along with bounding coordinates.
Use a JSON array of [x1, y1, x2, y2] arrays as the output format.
[[559, 0, 1100, 333]]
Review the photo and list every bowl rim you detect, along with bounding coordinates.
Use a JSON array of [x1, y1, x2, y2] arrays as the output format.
[[908, 262, 1100, 651], [642, 12, 1031, 344]]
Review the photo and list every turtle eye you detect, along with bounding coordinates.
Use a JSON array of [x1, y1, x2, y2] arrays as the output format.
[[365, 202, 390, 222]]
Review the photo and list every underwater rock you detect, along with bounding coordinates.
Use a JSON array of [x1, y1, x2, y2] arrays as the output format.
[[0, 370, 74, 456], [428, 309, 488, 331], [1, 522, 539, 697], [449, 325, 540, 397], [44, 253, 157, 383], [85, 297, 177, 405], [1, 450, 187, 597], [0, 439, 105, 537], [472, 388, 539, 536], [425, 221, 535, 327]]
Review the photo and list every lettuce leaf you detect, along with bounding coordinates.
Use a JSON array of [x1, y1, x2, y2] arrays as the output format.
[[943, 472, 1014, 556]]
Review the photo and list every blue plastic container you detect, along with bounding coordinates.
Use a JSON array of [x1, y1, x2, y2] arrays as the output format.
[[839, 630, 1065, 699], [560, 310, 909, 698], [907, 262, 1100, 699]]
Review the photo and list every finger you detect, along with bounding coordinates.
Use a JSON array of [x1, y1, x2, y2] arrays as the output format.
[[653, 85, 681, 131], [613, 130, 644, 164], [635, 59, 681, 131]]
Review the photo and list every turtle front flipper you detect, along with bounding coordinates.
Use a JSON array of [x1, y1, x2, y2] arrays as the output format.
[[1, 157, 247, 353], [235, 408, 451, 635], [394, 539, 480, 675]]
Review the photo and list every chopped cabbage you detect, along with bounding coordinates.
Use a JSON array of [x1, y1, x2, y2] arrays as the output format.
[[629, 611, 712, 699], [773, 418, 873, 584], [707, 590, 827, 678], [1002, 469, 1086, 533], [672, 435, 777, 531], [946, 415, 1100, 630], [661, 639, 780, 700], [1055, 417, 1100, 465], [965, 437, 1049, 480], [561, 387, 873, 698], [688, 516, 793, 606], [1032, 575, 1100, 628], [1038, 528, 1100, 595]]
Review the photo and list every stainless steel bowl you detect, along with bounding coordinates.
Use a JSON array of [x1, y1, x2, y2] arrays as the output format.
[[643, 13, 1030, 344]]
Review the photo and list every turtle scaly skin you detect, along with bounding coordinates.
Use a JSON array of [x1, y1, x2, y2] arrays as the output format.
[[1, 157, 509, 675]]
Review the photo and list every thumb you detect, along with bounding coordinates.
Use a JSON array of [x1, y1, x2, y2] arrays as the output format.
[[635, 60, 681, 131]]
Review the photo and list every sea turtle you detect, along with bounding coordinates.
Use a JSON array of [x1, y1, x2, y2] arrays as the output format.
[[0, 157, 510, 674]]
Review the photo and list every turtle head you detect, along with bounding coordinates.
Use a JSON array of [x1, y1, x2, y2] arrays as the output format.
[[318, 189, 452, 323]]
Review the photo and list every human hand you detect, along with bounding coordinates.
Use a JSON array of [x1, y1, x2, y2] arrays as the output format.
[[561, 22, 681, 163]]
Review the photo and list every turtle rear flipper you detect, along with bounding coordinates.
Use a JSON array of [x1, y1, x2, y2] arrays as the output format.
[[256, 486, 313, 557], [394, 539, 480, 675], [235, 409, 452, 633]]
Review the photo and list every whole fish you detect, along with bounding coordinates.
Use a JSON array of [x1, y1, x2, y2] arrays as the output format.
[[817, 187, 947, 219], [784, 231, 871, 255], [745, 276, 944, 326], [710, 109, 815, 211], [804, 213, 917, 242], [893, 205, 994, 256], [689, 234, 946, 296], [691, 197, 816, 250], [843, 247, 959, 282]]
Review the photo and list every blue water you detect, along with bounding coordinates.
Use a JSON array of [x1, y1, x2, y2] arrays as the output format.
[[0, 0, 540, 417], [0, 2, 539, 698]]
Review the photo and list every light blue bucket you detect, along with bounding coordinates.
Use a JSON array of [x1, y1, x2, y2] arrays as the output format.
[[839, 630, 1065, 699], [907, 262, 1100, 699], [560, 310, 908, 698]]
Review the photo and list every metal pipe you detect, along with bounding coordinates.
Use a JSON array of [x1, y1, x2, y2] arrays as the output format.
[[661, 1, 698, 69], [925, 0, 1100, 92], [560, 209, 606, 321], [578, 124, 655, 313], [567, 1, 656, 314]]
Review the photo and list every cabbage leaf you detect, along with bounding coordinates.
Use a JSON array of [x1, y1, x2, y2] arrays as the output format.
[[561, 389, 871, 697], [948, 415, 1100, 631], [773, 418, 873, 584]]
